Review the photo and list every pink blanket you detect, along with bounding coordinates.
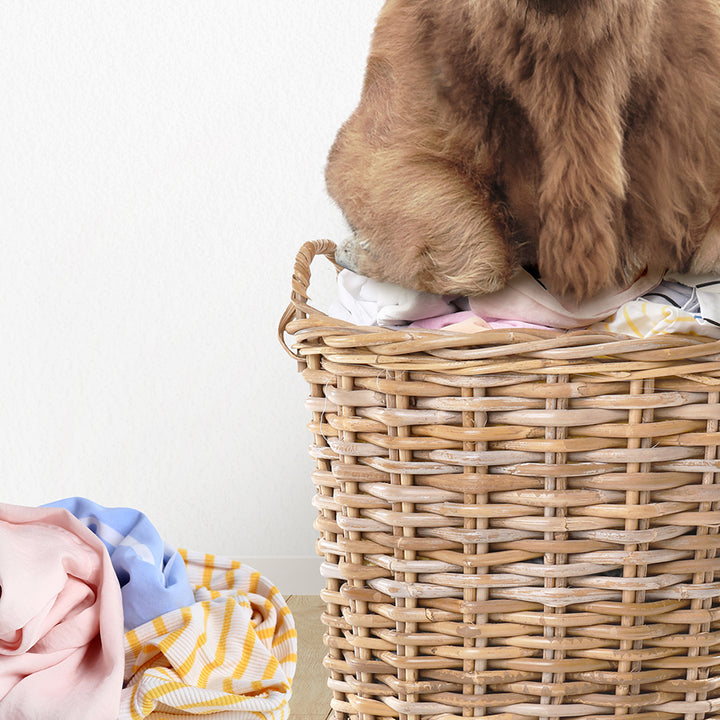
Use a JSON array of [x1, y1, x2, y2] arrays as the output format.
[[0, 503, 124, 720]]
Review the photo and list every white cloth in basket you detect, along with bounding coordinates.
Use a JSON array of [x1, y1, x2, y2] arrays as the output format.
[[330, 269, 460, 327], [330, 266, 664, 330], [467, 266, 664, 328], [595, 274, 720, 338]]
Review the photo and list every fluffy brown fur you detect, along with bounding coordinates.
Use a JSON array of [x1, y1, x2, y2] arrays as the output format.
[[326, 0, 720, 301]]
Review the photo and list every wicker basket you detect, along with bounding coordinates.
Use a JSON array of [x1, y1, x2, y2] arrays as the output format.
[[279, 239, 720, 720]]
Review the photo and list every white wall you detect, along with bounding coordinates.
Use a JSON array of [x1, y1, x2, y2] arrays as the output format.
[[0, 1, 385, 593]]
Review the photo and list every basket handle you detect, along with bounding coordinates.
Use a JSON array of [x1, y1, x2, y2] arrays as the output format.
[[278, 239, 339, 361]]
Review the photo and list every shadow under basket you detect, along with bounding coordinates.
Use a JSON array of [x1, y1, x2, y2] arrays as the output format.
[[279, 239, 720, 720]]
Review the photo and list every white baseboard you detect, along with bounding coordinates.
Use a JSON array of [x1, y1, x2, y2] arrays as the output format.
[[240, 556, 324, 595]]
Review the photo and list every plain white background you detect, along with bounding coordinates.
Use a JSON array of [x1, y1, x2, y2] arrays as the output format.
[[0, 1, 385, 592]]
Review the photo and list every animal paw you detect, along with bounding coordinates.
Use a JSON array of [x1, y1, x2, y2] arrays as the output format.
[[334, 232, 372, 274]]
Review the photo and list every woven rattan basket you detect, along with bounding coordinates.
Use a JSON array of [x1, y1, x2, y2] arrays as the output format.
[[279, 239, 720, 720]]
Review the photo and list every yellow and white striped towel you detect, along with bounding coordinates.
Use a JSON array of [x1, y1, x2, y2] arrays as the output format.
[[592, 299, 720, 339], [119, 549, 297, 719]]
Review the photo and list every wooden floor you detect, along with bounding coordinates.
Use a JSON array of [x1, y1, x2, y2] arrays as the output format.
[[287, 595, 333, 720]]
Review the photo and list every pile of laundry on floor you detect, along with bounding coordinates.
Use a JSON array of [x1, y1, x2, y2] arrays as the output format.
[[0, 498, 296, 720], [329, 266, 720, 337]]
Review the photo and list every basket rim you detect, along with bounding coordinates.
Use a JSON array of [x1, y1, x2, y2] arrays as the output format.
[[278, 240, 720, 380]]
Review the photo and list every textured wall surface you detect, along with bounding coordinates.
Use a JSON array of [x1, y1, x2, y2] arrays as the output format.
[[0, 1, 384, 589]]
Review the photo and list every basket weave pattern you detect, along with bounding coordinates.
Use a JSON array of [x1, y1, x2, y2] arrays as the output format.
[[280, 240, 720, 720]]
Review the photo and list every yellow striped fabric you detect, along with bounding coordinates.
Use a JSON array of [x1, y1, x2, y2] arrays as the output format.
[[119, 550, 297, 719], [592, 300, 720, 339]]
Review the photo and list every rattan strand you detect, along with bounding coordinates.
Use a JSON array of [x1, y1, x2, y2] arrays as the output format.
[[280, 240, 720, 720]]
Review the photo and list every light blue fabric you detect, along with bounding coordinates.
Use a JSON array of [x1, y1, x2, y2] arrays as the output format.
[[44, 497, 195, 631]]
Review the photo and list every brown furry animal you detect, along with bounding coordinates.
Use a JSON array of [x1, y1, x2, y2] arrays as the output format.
[[326, 0, 720, 302]]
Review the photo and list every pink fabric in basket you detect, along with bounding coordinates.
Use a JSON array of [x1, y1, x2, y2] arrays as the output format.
[[468, 266, 664, 329], [0, 503, 124, 720]]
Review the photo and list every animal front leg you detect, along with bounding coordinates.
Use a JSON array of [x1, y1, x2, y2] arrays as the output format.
[[689, 201, 720, 274], [327, 147, 517, 296], [533, 108, 628, 301], [538, 161, 626, 301], [520, 50, 631, 301]]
